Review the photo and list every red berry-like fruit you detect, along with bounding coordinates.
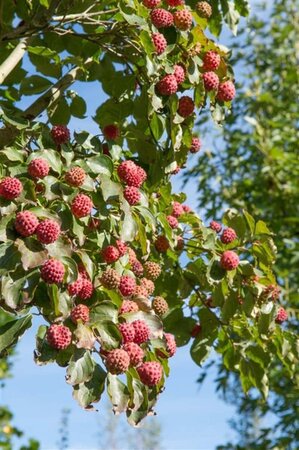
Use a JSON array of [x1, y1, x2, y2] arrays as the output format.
[[210, 220, 222, 233], [144, 261, 161, 280], [173, 64, 185, 85], [102, 143, 110, 155], [176, 235, 184, 251], [41, 258, 65, 284], [51, 125, 70, 145], [119, 275, 136, 297], [128, 248, 137, 264], [105, 349, 130, 375], [217, 80, 236, 102], [119, 322, 136, 343], [102, 245, 120, 264], [0, 177, 23, 200], [166, 0, 184, 5], [172, 201, 184, 217], [28, 158, 49, 179], [103, 124, 120, 141], [150, 9, 174, 28], [162, 333, 176, 357], [138, 361, 163, 386], [262, 284, 281, 302], [134, 285, 149, 298], [68, 276, 84, 296], [47, 324, 72, 350], [71, 304, 90, 324], [220, 251, 239, 271], [190, 137, 201, 153], [173, 9, 193, 30], [124, 186, 141, 205], [15, 211, 39, 237], [178, 96, 195, 117], [155, 235, 170, 253], [116, 240, 127, 257], [36, 219, 60, 244], [152, 32, 167, 55], [119, 300, 139, 314], [196, 1, 212, 18], [156, 74, 178, 96], [131, 260, 144, 277], [100, 268, 120, 289], [152, 296, 169, 316], [123, 342, 145, 367], [182, 204, 191, 213], [202, 71, 219, 91], [78, 278, 93, 300], [143, 0, 160, 7], [167, 215, 179, 229], [140, 277, 155, 295], [221, 228, 237, 244], [117, 161, 146, 188], [65, 167, 86, 187], [71, 193, 93, 218], [203, 51, 221, 71], [191, 323, 202, 337], [275, 307, 288, 324], [132, 320, 150, 344]]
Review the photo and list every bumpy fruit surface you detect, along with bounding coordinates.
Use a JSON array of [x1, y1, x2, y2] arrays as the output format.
[[152, 296, 169, 316], [124, 186, 141, 205], [167, 215, 178, 229], [51, 125, 70, 145], [131, 260, 144, 277], [134, 285, 149, 298], [172, 201, 184, 217], [132, 320, 150, 344], [68, 276, 84, 296], [102, 245, 120, 264], [203, 51, 221, 70], [78, 278, 93, 300], [15, 211, 39, 237], [178, 96, 194, 117], [262, 284, 281, 302], [116, 240, 127, 257], [138, 361, 163, 386], [103, 124, 120, 140], [144, 261, 161, 280], [173, 64, 185, 85], [275, 307, 288, 324], [182, 204, 191, 213], [217, 80, 236, 102], [117, 160, 146, 188], [119, 300, 139, 314], [190, 137, 201, 153], [41, 258, 65, 284], [203, 71, 219, 91], [152, 32, 167, 54], [0, 177, 23, 200], [196, 1, 212, 18], [119, 322, 136, 343], [173, 9, 193, 30], [65, 167, 86, 187], [165, 333, 176, 357], [100, 268, 120, 289], [119, 275, 136, 297], [47, 324, 72, 350], [210, 220, 222, 233], [128, 248, 137, 264], [166, 0, 184, 5], [176, 235, 184, 251], [71, 194, 93, 218], [143, 0, 160, 7], [220, 251, 239, 271], [36, 219, 60, 244], [70, 304, 90, 324], [155, 235, 170, 253], [105, 349, 130, 375], [221, 228, 237, 244], [28, 158, 49, 179], [156, 74, 178, 96], [150, 9, 174, 28], [140, 278, 155, 295], [123, 342, 144, 367]]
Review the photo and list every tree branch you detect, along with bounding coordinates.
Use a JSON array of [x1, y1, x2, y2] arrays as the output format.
[[0, 38, 30, 84]]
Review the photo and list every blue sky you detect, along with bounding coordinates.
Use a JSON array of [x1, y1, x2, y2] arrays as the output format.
[[2, 3, 272, 449]]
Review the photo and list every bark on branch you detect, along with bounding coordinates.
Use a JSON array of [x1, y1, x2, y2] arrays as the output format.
[[0, 38, 30, 84]]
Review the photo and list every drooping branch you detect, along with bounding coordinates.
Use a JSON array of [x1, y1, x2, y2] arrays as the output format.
[[0, 38, 30, 84]]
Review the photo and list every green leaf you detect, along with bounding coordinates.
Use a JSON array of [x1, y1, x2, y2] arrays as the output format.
[[20, 75, 52, 95], [66, 350, 95, 385], [87, 155, 113, 176], [0, 242, 21, 274], [0, 315, 32, 355], [107, 374, 130, 414], [92, 320, 122, 350], [73, 364, 106, 409]]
